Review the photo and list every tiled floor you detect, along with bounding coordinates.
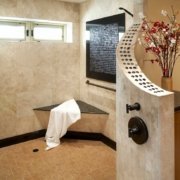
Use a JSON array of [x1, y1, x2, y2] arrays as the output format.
[[0, 138, 116, 180]]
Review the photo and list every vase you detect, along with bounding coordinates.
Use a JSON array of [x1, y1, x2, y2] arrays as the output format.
[[161, 77, 173, 91]]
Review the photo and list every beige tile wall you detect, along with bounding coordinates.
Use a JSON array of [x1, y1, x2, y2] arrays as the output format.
[[0, 0, 134, 141], [0, 0, 80, 139]]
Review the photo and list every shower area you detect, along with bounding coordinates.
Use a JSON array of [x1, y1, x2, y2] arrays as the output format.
[[0, 0, 179, 179]]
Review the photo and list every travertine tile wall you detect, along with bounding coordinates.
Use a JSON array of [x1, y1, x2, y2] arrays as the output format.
[[0, 0, 80, 139], [79, 0, 134, 141], [1, 0, 175, 144]]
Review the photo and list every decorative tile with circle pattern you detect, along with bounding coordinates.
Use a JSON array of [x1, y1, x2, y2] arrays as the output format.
[[117, 23, 169, 95]]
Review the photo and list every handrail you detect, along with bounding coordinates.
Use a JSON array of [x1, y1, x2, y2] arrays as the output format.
[[86, 80, 116, 92]]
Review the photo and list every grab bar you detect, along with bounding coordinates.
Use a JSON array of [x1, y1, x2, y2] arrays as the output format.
[[86, 80, 116, 92]]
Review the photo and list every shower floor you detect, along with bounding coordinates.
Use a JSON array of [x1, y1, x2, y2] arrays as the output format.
[[0, 138, 116, 180]]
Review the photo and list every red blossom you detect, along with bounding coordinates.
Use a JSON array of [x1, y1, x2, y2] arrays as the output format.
[[170, 33, 175, 38], [140, 7, 180, 77], [150, 27, 157, 33], [145, 37, 150, 42], [154, 21, 160, 27], [150, 47, 160, 54], [145, 47, 151, 52]]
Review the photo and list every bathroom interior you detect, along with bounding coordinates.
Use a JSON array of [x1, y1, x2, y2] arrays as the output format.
[[0, 0, 179, 179]]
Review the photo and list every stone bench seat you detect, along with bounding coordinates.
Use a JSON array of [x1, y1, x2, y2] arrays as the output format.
[[33, 100, 109, 133], [33, 100, 108, 114]]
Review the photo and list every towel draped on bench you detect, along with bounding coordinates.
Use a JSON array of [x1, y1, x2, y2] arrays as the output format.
[[45, 99, 81, 150]]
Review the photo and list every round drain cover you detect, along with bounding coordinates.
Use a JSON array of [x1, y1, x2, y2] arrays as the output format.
[[33, 148, 39, 152]]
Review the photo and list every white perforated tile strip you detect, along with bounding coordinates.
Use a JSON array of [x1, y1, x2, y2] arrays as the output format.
[[117, 24, 168, 96]]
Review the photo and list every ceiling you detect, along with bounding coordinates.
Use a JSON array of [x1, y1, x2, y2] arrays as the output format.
[[57, 0, 87, 3]]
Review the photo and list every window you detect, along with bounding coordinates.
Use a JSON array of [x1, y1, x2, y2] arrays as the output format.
[[0, 22, 25, 40], [33, 24, 64, 41], [0, 17, 72, 42]]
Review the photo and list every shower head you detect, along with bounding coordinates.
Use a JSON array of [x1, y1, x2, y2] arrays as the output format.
[[119, 7, 133, 17]]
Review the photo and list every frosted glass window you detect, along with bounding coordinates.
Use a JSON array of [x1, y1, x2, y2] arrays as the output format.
[[0, 23, 25, 40], [33, 25, 63, 41], [0, 18, 70, 42]]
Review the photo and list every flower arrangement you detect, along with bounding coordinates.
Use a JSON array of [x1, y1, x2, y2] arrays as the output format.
[[138, 7, 180, 77]]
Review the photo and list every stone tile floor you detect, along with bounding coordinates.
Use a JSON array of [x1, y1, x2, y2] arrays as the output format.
[[0, 138, 116, 180]]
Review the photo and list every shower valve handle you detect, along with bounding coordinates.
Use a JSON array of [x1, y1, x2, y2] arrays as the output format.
[[126, 103, 140, 114]]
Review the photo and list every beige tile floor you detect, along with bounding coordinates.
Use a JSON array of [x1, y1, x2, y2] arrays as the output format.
[[0, 138, 116, 180]]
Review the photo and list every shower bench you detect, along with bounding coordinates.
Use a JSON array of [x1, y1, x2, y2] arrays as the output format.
[[33, 100, 109, 138], [32, 100, 114, 148], [33, 100, 108, 115], [0, 101, 115, 149]]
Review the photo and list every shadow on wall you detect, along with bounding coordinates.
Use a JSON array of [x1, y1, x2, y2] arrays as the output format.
[[34, 111, 50, 129], [34, 110, 109, 134]]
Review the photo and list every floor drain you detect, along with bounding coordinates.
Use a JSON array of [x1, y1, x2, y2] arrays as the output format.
[[33, 148, 39, 152]]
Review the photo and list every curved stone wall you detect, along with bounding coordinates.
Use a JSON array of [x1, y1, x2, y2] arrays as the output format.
[[117, 23, 168, 96], [116, 23, 174, 180]]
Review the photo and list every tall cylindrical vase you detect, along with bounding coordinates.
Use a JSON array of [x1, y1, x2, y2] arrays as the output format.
[[161, 77, 173, 91]]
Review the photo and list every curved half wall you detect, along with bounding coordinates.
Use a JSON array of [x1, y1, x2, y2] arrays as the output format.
[[116, 23, 174, 180]]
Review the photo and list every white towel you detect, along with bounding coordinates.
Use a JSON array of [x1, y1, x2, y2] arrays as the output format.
[[45, 99, 81, 150]]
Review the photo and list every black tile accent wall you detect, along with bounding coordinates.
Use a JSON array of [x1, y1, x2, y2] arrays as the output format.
[[86, 13, 125, 83]]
